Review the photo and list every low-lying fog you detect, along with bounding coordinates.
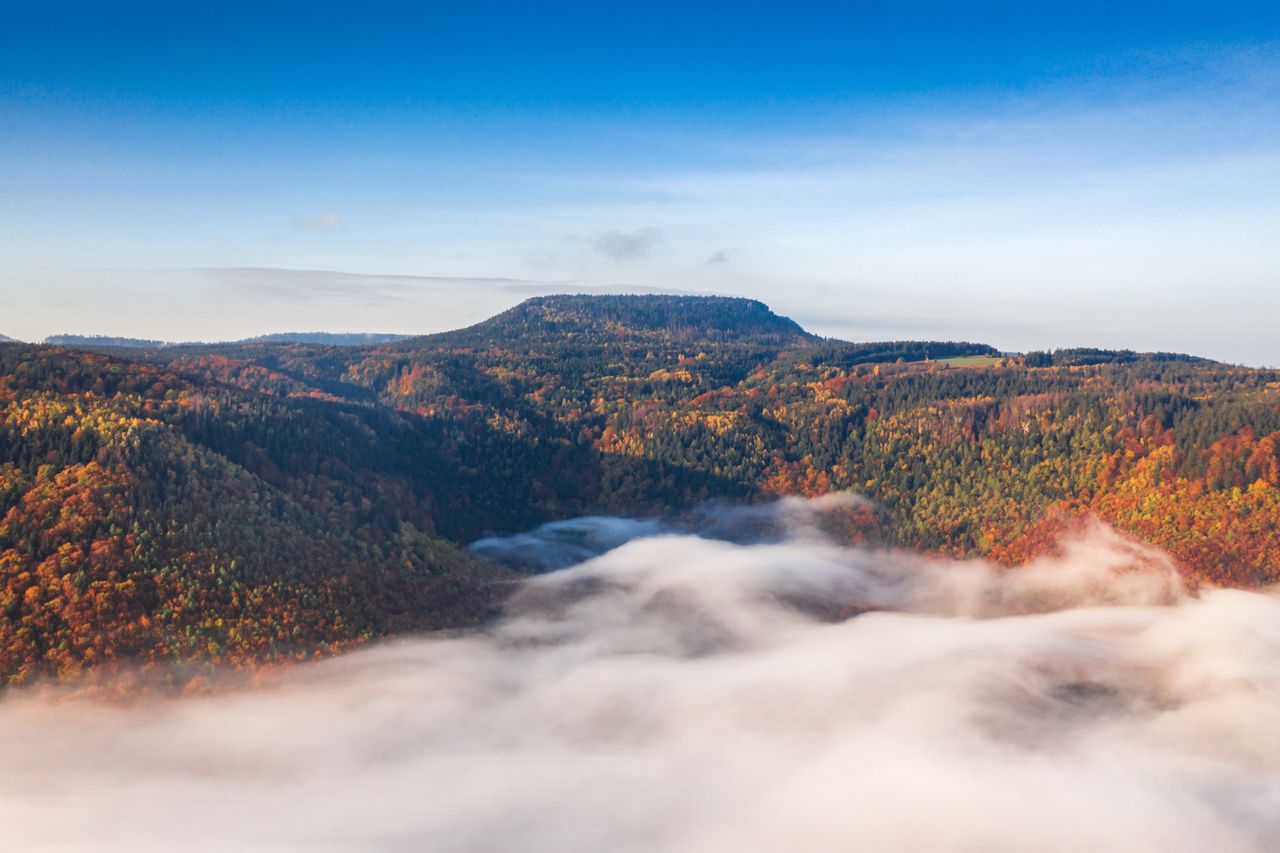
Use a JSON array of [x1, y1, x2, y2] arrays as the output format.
[[3, 495, 1280, 852]]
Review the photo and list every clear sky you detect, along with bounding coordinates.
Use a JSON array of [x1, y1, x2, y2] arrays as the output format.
[[3, 1, 1279, 362]]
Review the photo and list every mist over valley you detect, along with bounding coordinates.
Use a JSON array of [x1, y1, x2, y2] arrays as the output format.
[[5, 497, 1279, 852]]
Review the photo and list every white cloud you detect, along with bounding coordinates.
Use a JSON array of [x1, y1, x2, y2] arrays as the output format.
[[296, 210, 344, 231], [2, 498, 1279, 851], [587, 226, 664, 262]]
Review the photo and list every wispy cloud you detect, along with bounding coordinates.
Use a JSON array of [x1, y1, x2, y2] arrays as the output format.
[[587, 226, 664, 262], [194, 266, 552, 298], [295, 210, 344, 231], [188, 267, 690, 303]]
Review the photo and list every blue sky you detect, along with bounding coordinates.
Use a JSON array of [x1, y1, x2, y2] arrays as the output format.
[[2, 1, 1279, 362]]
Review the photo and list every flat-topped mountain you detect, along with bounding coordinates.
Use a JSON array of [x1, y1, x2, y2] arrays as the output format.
[[433, 294, 817, 346], [38, 297, 811, 353]]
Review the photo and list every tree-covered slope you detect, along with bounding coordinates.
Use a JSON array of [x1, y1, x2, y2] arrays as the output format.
[[152, 296, 1280, 590], [8, 294, 1280, 684], [0, 347, 510, 684]]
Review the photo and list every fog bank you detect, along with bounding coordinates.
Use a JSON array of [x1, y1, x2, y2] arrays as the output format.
[[3, 497, 1280, 852]]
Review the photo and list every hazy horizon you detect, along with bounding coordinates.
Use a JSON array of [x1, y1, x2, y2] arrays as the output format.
[[4, 3, 1280, 364], [3, 270, 1278, 367]]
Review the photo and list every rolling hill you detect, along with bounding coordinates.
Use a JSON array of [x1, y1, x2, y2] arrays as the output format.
[[5, 294, 1280, 684]]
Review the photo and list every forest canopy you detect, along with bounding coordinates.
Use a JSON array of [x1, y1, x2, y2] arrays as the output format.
[[3, 295, 1279, 684]]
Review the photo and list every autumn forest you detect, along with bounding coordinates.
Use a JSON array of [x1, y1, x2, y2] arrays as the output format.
[[4, 294, 1280, 685]]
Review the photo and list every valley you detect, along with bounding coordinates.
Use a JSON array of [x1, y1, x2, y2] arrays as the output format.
[[3, 294, 1280, 684]]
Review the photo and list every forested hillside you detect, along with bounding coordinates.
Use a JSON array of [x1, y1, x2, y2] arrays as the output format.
[[0, 346, 510, 684], [5, 294, 1280, 683]]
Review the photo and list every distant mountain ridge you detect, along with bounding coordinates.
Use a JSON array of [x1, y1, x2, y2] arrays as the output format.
[[43, 332, 411, 349], [240, 332, 411, 345], [0, 333, 18, 343], [44, 334, 171, 348]]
